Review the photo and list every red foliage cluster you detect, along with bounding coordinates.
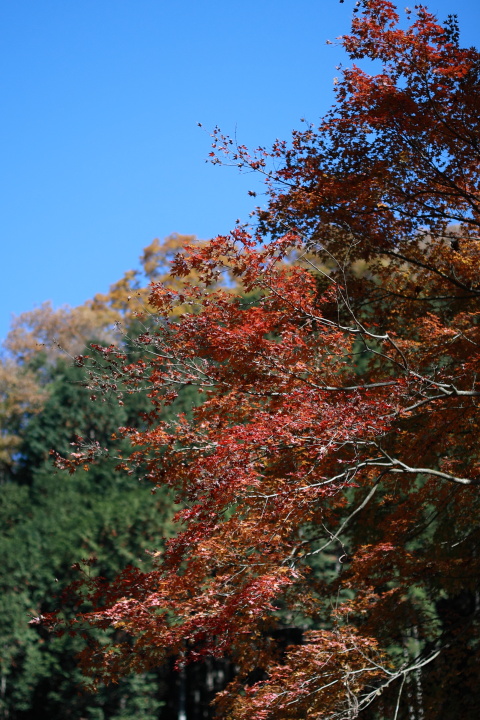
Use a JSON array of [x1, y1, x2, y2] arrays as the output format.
[[45, 3, 480, 717]]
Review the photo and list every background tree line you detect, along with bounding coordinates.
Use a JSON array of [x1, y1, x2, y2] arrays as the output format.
[[1, 235, 224, 719]]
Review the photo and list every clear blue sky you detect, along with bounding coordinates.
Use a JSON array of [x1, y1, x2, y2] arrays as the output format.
[[1, 0, 479, 342]]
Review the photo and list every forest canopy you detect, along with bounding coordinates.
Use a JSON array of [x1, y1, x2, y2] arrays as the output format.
[[0, 235, 205, 720]]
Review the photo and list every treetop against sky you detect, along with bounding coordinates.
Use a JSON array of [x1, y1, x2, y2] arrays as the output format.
[[39, 2, 480, 717], [1, 0, 480, 343]]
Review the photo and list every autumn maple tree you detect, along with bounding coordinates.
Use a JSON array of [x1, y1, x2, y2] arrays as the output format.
[[44, 2, 480, 718]]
